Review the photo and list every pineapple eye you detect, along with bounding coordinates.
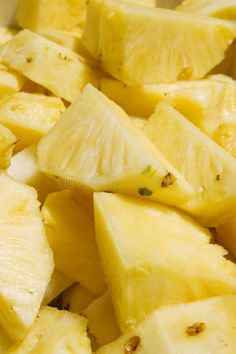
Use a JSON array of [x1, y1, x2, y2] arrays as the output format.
[[161, 172, 176, 188], [186, 322, 206, 336], [124, 336, 141, 353], [138, 187, 153, 196]]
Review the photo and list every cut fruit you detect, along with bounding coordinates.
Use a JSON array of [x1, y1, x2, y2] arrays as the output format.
[[0, 328, 12, 353], [0, 124, 16, 169], [0, 30, 102, 102], [177, 0, 236, 20], [8, 306, 92, 353], [38, 84, 193, 208], [7, 144, 60, 203], [41, 189, 106, 296], [94, 192, 236, 331], [0, 27, 17, 47], [97, 295, 236, 354], [42, 269, 73, 306], [83, 0, 236, 85], [0, 173, 54, 341], [0, 64, 25, 101], [0, 92, 65, 151], [143, 101, 236, 226], [217, 216, 236, 260], [131, 116, 147, 129]]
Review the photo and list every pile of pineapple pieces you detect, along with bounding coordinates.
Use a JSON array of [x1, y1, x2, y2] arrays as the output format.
[[3, 0, 236, 352]]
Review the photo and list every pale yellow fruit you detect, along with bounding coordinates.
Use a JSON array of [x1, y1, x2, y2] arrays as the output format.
[[42, 269, 73, 306], [0, 173, 54, 341], [0, 124, 16, 169], [131, 116, 147, 129], [38, 84, 193, 208], [83, 0, 236, 85], [62, 284, 96, 313], [41, 189, 106, 296], [0, 30, 102, 102], [97, 295, 236, 354], [0, 27, 17, 47], [0, 64, 25, 100], [8, 306, 92, 354], [143, 102, 236, 226], [0, 92, 65, 151], [94, 192, 236, 332]]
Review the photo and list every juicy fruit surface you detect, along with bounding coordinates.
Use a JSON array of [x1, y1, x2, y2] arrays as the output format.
[[97, 295, 236, 354], [0, 173, 54, 342], [94, 192, 236, 331], [0, 124, 16, 169], [143, 101, 236, 226], [83, 0, 236, 85], [38, 84, 193, 207]]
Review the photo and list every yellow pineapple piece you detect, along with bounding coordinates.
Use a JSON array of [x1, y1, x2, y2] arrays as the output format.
[[177, 0, 236, 20], [0, 30, 102, 102], [0, 64, 25, 101], [131, 116, 147, 129], [0, 327, 12, 353], [82, 292, 120, 348], [0, 124, 16, 169], [94, 192, 236, 331], [62, 284, 96, 313], [97, 295, 236, 354], [16, 0, 88, 32], [143, 102, 236, 226], [38, 84, 193, 207], [83, 0, 236, 85], [0, 173, 54, 341], [0, 27, 17, 47], [7, 144, 60, 203], [217, 216, 236, 260], [8, 306, 92, 353], [41, 189, 106, 296], [42, 269, 73, 306], [0, 92, 65, 151]]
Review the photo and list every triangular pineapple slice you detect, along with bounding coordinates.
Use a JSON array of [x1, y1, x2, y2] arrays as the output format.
[[94, 192, 236, 332], [38, 84, 193, 207], [97, 295, 236, 354], [83, 0, 236, 85], [42, 269, 73, 306], [0, 173, 54, 341], [143, 101, 236, 226], [177, 0, 236, 20], [0, 124, 16, 169], [8, 307, 92, 353]]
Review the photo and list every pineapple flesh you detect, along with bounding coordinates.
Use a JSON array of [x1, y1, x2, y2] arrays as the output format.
[[38, 84, 194, 208], [0, 64, 25, 101], [97, 295, 236, 354], [143, 101, 236, 226], [41, 189, 106, 296], [0, 30, 102, 102], [217, 216, 236, 260], [8, 306, 92, 354], [94, 192, 236, 332], [0, 124, 16, 169], [42, 269, 73, 306], [0, 173, 54, 342], [0, 27, 17, 47], [62, 284, 96, 314], [83, 0, 236, 85]]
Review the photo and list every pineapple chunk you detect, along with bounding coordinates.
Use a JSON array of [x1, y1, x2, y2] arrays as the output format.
[[38, 84, 193, 207], [0, 92, 65, 151], [0, 328, 12, 353], [0, 30, 101, 102], [0, 124, 16, 169], [97, 295, 236, 354], [177, 0, 236, 20], [8, 306, 92, 353], [42, 269, 73, 306], [131, 116, 147, 129], [7, 144, 60, 203], [0, 173, 54, 341], [16, 0, 88, 32], [62, 284, 96, 313], [94, 192, 236, 331], [217, 216, 236, 260], [82, 292, 120, 348], [83, 0, 236, 85], [143, 102, 236, 226], [0, 64, 25, 100], [41, 189, 106, 296], [0, 27, 17, 47]]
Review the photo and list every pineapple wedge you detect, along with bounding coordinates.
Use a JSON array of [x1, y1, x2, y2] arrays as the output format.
[[0, 173, 54, 341], [0, 64, 25, 100], [97, 295, 236, 354], [94, 192, 236, 331], [8, 306, 92, 353], [131, 116, 147, 129], [143, 102, 236, 226], [82, 292, 120, 348], [38, 84, 193, 207], [7, 144, 60, 203], [0, 30, 102, 102], [0, 124, 16, 169], [0, 92, 65, 151], [177, 0, 236, 20], [83, 0, 236, 85], [62, 284, 96, 313], [42, 269, 73, 306], [41, 189, 106, 296]]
